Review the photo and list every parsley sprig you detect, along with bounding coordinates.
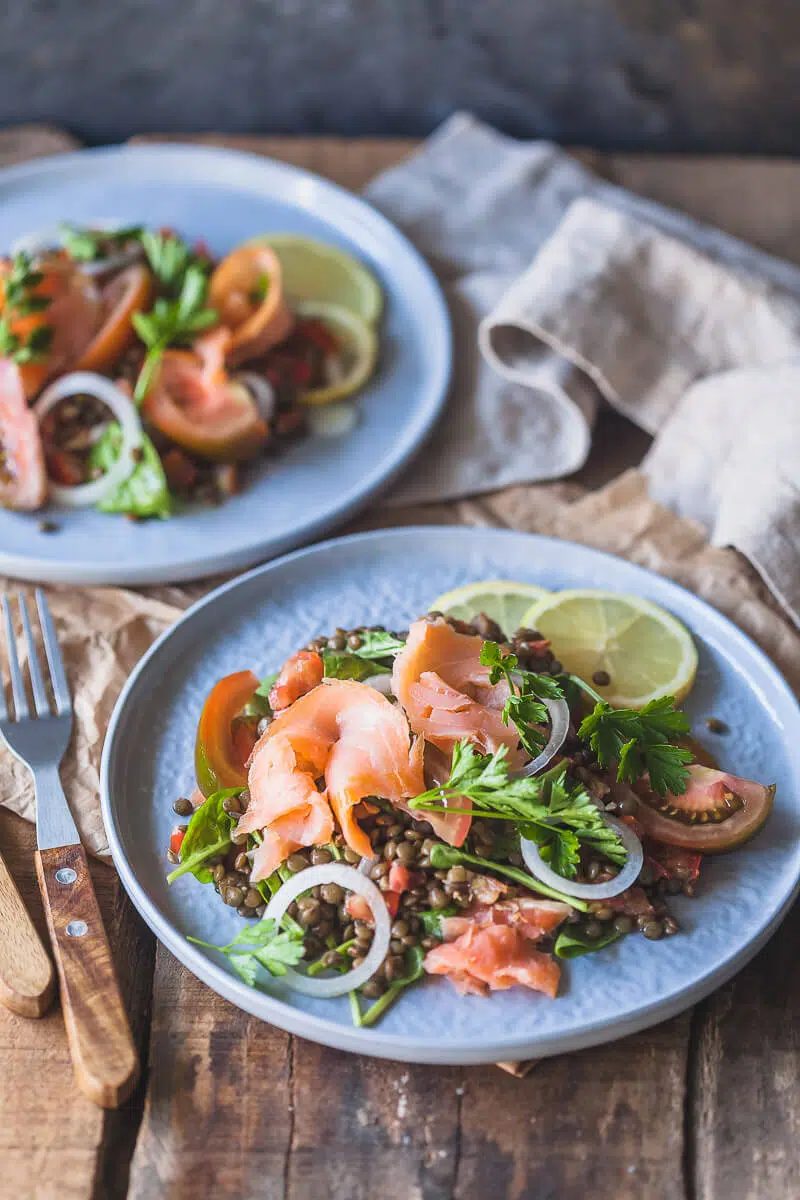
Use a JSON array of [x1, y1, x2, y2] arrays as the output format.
[[188, 916, 305, 986], [479, 640, 564, 757], [132, 261, 217, 403], [410, 740, 626, 880], [59, 223, 143, 262], [0, 252, 53, 364], [577, 694, 693, 797]]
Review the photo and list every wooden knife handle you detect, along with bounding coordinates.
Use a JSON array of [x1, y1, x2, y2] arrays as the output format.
[[0, 850, 54, 1018], [35, 843, 139, 1109]]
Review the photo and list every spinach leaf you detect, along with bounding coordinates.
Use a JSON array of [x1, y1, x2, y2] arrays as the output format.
[[88, 424, 171, 519], [167, 786, 243, 883], [349, 631, 405, 660], [554, 927, 622, 959], [322, 650, 391, 681]]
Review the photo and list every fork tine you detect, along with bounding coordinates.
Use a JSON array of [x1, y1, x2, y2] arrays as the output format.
[[35, 589, 71, 715], [19, 594, 50, 718], [1, 595, 29, 720]]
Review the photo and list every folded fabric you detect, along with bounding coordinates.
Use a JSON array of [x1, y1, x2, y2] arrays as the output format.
[[367, 113, 800, 624]]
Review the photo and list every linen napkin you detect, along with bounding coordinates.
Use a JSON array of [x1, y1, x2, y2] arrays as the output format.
[[368, 114, 800, 626]]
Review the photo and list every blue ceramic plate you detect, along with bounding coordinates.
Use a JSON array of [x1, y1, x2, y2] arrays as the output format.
[[101, 527, 800, 1064], [0, 146, 450, 585]]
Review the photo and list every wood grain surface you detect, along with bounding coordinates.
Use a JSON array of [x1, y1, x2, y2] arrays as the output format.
[[0, 131, 799, 1200], [35, 843, 139, 1109], [0, 848, 54, 1017]]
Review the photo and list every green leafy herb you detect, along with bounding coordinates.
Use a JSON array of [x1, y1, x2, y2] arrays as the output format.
[[411, 741, 626, 880], [359, 946, 425, 1027], [322, 650, 391, 682], [59, 223, 143, 262], [87, 423, 171, 518], [166, 787, 243, 883], [132, 260, 217, 403], [418, 906, 459, 937], [578, 695, 692, 797], [427, 843, 588, 910], [189, 916, 306, 984], [139, 230, 198, 293], [479, 640, 565, 756], [0, 252, 53, 364], [554, 927, 623, 959], [306, 938, 356, 977]]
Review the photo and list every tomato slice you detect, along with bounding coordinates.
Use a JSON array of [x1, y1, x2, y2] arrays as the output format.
[[74, 263, 153, 374], [169, 828, 186, 856], [208, 244, 294, 366], [195, 669, 260, 797]]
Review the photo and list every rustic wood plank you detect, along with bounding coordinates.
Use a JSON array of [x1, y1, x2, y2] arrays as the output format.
[[456, 1020, 690, 1199], [690, 896, 800, 1200], [0, 845, 54, 1017], [0, 807, 154, 1200], [287, 1041, 461, 1200], [127, 947, 294, 1199]]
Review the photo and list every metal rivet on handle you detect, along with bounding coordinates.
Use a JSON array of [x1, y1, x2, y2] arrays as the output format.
[[66, 920, 88, 938], [55, 867, 77, 885]]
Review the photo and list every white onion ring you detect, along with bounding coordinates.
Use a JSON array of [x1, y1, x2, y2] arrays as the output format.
[[513, 694, 571, 779], [34, 372, 143, 508], [236, 372, 276, 421], [307, 401, 359, 439], [264, 864, 390, 998], [521, 815, 644, 900]]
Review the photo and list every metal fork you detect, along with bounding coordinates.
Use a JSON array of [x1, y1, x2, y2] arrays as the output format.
[[0, 590, 138, 1109]]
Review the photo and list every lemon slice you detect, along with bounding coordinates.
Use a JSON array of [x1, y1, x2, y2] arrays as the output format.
[[430, 580, 551, 639], [247, 234, 383, 325], [292, 301, 378, 405], [521, 589, 698, 708]]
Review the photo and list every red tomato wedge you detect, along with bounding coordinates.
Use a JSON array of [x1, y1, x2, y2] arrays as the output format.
[[195, 669, 260, 796], [0, 254, 103, 398], [0, 359, 47, 510], [208, 244, 294, 366], [74, 263, 153, 374], [143, 327, 268, 461]]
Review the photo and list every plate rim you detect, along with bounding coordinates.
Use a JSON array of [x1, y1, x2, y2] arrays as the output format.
[[101, 525, 800, 1063], [0, 143, 452, 586]]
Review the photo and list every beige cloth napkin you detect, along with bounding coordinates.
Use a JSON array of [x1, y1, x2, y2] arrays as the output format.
[[369, 115, 800, 627]]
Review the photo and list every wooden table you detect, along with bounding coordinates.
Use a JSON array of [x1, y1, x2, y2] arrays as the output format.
[[2, 136, 799, 1200]]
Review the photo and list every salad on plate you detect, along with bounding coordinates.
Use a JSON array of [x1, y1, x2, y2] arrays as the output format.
[[166, 582, 775, 1028], [0, 224, 381, 522]]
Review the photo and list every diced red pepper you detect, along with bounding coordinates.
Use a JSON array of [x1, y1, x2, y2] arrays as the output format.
[[169, 828, 186, 856]]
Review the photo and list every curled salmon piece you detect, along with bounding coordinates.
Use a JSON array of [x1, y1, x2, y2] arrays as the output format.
[[268, 650, 324, 713], [392, 618, 523, 768], [425, 924, 562, 1000], [239, 679, 426, 880]]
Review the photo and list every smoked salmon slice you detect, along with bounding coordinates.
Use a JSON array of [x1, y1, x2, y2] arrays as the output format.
[[424, 896, 570, 999], [239, 679, 426, 880], [392, 618, 525, 769]]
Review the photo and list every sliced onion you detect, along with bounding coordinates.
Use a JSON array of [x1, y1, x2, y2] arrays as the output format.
[[521, 815, 644, 900], [307, 401, 359, 439], [34, 372, 143, 508], [362, 673, 394, 696], [513, 694, 571, 779], [264, 864, 390, 998], [11, 230, 59, 259], [236, 372, 276, 422]]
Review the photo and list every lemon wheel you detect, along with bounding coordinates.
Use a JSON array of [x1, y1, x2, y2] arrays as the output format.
[[430, 580, 552, 640]]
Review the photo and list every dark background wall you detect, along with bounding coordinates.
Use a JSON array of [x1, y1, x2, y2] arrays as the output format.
[[2, 0, 799, 151]]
